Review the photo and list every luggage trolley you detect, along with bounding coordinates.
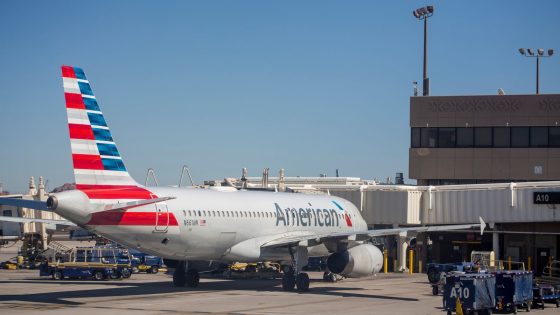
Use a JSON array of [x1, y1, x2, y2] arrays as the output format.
[[443, 273, 495, 315], [493, 270, 533, 313]]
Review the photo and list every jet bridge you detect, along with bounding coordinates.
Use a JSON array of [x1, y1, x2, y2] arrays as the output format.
[[311, 181, 560, 272]]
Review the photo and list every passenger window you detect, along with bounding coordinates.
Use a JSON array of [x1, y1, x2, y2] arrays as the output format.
[[188, 210, 191, 216], [203, 210, 206, 216], [198, 210, 201, 216], [182, 210, 186, 216]]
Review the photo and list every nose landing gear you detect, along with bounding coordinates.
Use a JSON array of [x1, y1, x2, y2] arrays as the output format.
[[282, 246, 310, 292], [173, 261, 200, 288]]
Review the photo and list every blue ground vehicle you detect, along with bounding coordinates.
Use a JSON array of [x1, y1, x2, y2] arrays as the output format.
[[129, 250, 164, 274], [40, 246, 132, 280], [427, 262, 477, 284]]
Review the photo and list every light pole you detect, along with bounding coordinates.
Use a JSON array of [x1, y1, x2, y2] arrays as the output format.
[[413, 5, 434, 96], [519, 48, 554, 94]]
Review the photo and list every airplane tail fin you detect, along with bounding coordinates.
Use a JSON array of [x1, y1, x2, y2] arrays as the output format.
[[61, 66, 152, 200]]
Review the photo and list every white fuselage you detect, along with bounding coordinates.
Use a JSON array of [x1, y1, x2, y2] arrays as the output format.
[[81, 187, 368, 262]]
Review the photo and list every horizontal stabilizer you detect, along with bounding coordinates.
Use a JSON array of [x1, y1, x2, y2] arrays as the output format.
[[0, 215, 76, 226], [98, 196, 176, 211], [0, 197, 50, 211]]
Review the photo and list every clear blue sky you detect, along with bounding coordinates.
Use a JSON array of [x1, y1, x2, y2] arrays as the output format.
[[1, 1, 559, 193]]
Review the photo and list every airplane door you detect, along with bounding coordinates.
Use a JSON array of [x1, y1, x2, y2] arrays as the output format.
[[154, 203, 169, 232]]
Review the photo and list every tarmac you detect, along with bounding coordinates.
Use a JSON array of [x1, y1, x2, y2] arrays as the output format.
[[0, 270, 558, 315]]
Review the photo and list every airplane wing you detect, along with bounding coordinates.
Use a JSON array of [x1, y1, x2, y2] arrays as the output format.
[[261, 217, 485, 249], [0, 215, 77, 227]]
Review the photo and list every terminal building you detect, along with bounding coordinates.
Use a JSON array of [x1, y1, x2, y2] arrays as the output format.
[[233, 93, 560, 274]]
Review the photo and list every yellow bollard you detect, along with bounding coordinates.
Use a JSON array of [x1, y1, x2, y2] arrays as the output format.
[[528, 256, 532, 271], [508, 256, 512, 270], [409, 249, 414, 275], [383, 249, 388, 274], [418, 260, 423, 274]]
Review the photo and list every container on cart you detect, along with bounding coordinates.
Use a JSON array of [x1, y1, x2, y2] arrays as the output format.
[[493, 270, 533, 313], [443, 273, 495, 315]]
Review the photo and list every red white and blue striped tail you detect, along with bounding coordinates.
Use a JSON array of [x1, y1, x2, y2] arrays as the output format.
[[61, 66, 152, 200]]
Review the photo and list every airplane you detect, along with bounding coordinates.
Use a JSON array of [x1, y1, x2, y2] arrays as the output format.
[[0, 66, 485, 291]]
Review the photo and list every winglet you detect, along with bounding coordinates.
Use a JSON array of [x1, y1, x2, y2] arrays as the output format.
[[479, 216, 486, 235]]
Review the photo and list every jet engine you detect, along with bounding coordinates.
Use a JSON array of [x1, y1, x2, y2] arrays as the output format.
[[326, 244, 383, 278]]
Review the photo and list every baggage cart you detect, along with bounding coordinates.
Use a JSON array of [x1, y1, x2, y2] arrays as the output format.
[[443, 273, 495, 315], [532, 284, 560, 309], [493, 270, 532, 313]]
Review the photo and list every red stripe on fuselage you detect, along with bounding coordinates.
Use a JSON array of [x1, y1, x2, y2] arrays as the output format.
[[65, 93, 85, 109], [76, 184, 155, 200], [86, 210, 178, 226], [68, 123, 94, 140], [72, 154, 104, 170]]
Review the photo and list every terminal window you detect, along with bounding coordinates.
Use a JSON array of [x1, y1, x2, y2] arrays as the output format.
[[438, 128, 456, 148], [411, 126, 560, 148], [421, 128, 438, 148], [474, 127, 492, 147], [456, 128, 474, 147], [550, 127, 560, 147], [493, 127, 510, 147], [511, 127, 529, 147], [530, 127, 548, 147]]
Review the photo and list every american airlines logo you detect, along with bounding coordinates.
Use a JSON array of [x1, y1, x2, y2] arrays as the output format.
[[274, 201, 352, 227]]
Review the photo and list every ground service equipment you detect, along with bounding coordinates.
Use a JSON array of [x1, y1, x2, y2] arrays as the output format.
[[443, 273, 495, 315], [493, 270, 533, 313], [40, 246, 132, 280]]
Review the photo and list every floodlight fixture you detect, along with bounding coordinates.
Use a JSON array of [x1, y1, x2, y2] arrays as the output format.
[[413, 6, 434, 20], [518, 47, 555, 94]]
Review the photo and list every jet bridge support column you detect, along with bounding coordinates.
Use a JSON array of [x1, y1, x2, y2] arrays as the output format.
[[492, 231, 500, 261], [397, 232, 408, 272]]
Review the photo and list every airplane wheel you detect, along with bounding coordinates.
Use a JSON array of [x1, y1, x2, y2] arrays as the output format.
[[173, 262, 186, 287], [296, 273, 310, 292], [186, 269, 199, 287], [282, 274, 296, 291]]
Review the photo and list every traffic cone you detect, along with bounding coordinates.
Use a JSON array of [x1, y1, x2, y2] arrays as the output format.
[[455, 297, 463, 315]]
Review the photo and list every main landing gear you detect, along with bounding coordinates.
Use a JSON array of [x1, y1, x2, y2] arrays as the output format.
[[173, 261, 200, 287], [282, 246, 310, 292]]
